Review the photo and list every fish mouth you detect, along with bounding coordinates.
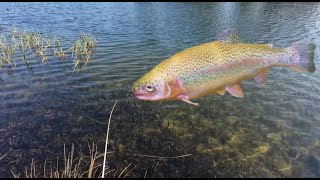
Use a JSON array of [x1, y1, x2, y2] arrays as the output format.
[[133, 89, 155, 101], [133, 90, 146, 100]]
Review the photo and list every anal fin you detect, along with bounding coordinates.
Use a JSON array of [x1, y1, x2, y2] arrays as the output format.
[[254, 69, 268, 85], [226, 84, 244, 98]]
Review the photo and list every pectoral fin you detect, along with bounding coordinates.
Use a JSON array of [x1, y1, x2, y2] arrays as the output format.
[[226, 84, 244, 98], [181, 99, 200, 106], [254, 69, 268, 85], [177, 95, 199, 106]]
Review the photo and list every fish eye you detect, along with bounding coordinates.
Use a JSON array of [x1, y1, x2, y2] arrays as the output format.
[[145, 85, 155, 92]]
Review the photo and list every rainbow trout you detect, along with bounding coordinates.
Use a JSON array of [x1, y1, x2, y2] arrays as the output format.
[[132, 30, 316, 106]]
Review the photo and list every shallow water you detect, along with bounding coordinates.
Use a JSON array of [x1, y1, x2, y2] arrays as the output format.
[[0, 2, 320, 177]]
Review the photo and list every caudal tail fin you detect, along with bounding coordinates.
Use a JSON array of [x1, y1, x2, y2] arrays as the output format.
[[286, 43, 316, 73]]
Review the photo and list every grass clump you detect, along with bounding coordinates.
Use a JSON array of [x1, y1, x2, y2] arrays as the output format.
[[11, 143, 103, 178], [71, 32, 96, 71]]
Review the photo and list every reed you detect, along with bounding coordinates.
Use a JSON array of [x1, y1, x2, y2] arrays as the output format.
[[102, 101, 118, 178]]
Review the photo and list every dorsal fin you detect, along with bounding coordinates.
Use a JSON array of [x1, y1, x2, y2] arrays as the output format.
[[219, 29, 242, 43]]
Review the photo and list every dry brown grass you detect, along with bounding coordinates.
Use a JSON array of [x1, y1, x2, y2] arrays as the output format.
[[10, 143, 104, 178]]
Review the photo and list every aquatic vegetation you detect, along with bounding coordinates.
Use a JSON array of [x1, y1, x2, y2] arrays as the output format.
[[0, 35, 16, 68], [71, 32, 97, 71], [0, 27, 97, 74], [52, 36, 67, 60]]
